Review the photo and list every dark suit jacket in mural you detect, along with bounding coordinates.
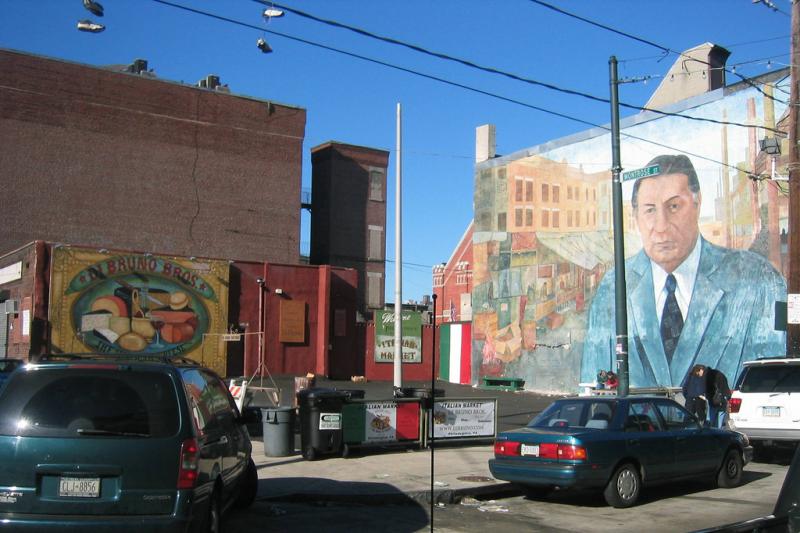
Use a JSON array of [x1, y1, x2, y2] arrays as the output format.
[[581, 238, 786, 388]]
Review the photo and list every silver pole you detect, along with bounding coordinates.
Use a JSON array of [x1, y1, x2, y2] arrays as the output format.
[[394, 102, 403, 389]]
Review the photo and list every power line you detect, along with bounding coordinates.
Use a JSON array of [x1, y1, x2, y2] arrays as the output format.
[[258, 0, 784, 134], [527, 0, 788, 109], [151, 0, 783, 181]]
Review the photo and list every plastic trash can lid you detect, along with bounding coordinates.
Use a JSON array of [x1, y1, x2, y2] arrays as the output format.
[[296, 387, 349, 399]]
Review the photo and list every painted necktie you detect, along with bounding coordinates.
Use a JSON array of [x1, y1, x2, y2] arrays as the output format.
[[660, 274, 683, 364]]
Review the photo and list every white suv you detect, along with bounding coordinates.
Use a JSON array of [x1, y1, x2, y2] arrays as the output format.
[[729, 358, 800, 454]]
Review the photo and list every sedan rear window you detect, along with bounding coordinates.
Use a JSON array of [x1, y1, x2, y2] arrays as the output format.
[[530, 400, 616, 429], [740, 365, 800, 393], [0, 368, 180, 438]]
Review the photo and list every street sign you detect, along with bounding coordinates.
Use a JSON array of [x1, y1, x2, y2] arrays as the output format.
[[622, 164, 660, 182]]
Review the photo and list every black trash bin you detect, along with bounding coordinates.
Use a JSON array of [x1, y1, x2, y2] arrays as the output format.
[[336, 389, 365, 400], [296, 388, 349, 460]]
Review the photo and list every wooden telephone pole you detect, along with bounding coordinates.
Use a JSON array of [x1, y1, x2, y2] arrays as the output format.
[[788, 0, 800, 355]]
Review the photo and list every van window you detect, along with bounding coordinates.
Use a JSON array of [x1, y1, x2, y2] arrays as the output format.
[[740, 366, 800, 393], [0, 369, 180, 438]]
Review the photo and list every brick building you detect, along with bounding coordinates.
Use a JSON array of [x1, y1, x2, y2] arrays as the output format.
[[432, 222, 473, 323], [310, 141, 389, 319], [0, 48, 306, 264]]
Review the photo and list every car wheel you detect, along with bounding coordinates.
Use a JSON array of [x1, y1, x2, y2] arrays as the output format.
[[234, 458, 258, 509], [603, 463, 641, 508], [717, 449, 743, 488]]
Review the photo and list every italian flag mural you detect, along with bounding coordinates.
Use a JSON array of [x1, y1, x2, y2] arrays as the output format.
[[439, 322, 471, 385]]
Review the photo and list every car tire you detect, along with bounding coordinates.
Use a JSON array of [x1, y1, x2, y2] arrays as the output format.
[[717, 449, 743, 488], [234, 458, 258, 509], [603, 463, 641, 508]]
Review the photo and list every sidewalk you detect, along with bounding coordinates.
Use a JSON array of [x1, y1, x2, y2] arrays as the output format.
[[246, 376, 558, 505], [252, 439, 520, 504]]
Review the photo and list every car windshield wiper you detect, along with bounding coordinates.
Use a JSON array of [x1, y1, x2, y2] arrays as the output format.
[[76, 428, 151, 437]]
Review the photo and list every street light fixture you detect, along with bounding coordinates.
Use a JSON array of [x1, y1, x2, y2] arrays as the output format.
[[263, 8, 285, 18], [77, 19, 105, 33]]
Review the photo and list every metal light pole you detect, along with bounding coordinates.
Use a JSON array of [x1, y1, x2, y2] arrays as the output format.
[[394, 103, 403, 391], [609, 56, 630, 397]]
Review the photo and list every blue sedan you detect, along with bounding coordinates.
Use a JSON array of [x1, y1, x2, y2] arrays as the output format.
[[489, 396, 752, 508]]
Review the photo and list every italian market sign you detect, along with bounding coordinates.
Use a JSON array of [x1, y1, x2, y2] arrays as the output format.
[[374, 310, 422, 363], [431, 399, 496, 440]]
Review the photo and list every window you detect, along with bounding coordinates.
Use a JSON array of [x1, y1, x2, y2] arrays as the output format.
[[553, 185, 560, 203], [515, 178, 523, 202], [552, 210, 560, 228], [525, 180, 533, 201], [739, 366, 800, 393], [530, 400, 616, 429], [567, 187, 573, 200], [368, 226, 384, 260], [369, 169, 384, 201], [367, 272, 382, 309], [655, 400, 697, 431], [525, 208, 533, 227], [541, 210, 549, 227], [0, 370, 180, 438], [515, 208, 523, 228], [567, 211, 573, 227], [497, 212, 507, 231], [625, 402, 662, 432], [541, 184, 549, 202]]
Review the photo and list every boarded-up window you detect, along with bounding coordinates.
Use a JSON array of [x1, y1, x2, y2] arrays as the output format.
[[369, 170, 384, 201], [497, 212, 507, 231], [367, 272, 382, 309], [369, 226, 384, 260]]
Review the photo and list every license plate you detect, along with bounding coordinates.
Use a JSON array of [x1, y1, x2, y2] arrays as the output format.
[[58, 477, 100, 498], [521, 444, 539, 456], [763, 406, 781, 417]]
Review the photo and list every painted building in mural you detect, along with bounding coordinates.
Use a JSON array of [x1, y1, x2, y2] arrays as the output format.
[[472, 68, 791, 394]]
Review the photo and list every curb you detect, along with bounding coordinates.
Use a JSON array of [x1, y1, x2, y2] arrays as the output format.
[[258, 482, 523, 506]]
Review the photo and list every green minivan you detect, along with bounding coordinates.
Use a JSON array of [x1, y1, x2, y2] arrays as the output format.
[[0, 355, 258, 532]]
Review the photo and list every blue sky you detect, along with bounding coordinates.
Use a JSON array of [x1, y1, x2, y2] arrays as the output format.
[[0, 0, 792, 303]]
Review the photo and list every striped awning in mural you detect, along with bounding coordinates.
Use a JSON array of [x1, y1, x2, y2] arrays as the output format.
[[439, 322, 471, 385], [536, 231, 641, 270]]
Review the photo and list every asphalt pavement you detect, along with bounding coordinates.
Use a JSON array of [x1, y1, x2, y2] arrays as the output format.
[[244, 375, 560, 504]]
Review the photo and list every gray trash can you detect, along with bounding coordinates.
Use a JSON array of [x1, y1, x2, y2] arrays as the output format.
[[262, 406, 295, 457]]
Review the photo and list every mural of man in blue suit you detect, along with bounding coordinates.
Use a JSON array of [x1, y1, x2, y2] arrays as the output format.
[[581, 154, 786, 388]]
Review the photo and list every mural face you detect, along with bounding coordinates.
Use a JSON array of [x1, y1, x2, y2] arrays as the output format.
[[49, 247, 230, 375], [473, 77, 790, 393]]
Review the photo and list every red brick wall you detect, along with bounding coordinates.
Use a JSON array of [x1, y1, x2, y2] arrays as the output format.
[[363, 323, 439, 382], [0, 50, 306, 264]]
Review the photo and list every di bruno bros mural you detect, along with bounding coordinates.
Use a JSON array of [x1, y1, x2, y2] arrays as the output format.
[[49, 246, 230, 376], [472, 75, 790, 393]]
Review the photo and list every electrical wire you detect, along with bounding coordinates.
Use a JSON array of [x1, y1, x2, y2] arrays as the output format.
[[256, 0, 785, 134], [150, 1, 784, 184], [526, 0, 789, 108]]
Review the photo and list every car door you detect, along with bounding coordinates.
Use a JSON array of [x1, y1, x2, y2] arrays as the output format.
[[199, 370, 248, 496], [623, 400, 674, 481], [654, 399, 718, 475]]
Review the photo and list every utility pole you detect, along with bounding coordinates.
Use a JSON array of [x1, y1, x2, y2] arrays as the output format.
[[788, 0, 800, 356], [609, 56, 630, 396]]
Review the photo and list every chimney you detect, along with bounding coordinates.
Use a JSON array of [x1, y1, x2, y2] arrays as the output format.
[[645, 43, 731, 110], [198, 75, 221, 90], [476, 124, 496, 163]]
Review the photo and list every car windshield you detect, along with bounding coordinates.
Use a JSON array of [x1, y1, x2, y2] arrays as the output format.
[[529, 400, 616, 430], [0, 367, 180, 438], [740, 365, 800, 393]]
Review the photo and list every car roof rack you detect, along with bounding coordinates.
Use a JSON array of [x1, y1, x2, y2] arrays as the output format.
[[37, 352, 202, 366]]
